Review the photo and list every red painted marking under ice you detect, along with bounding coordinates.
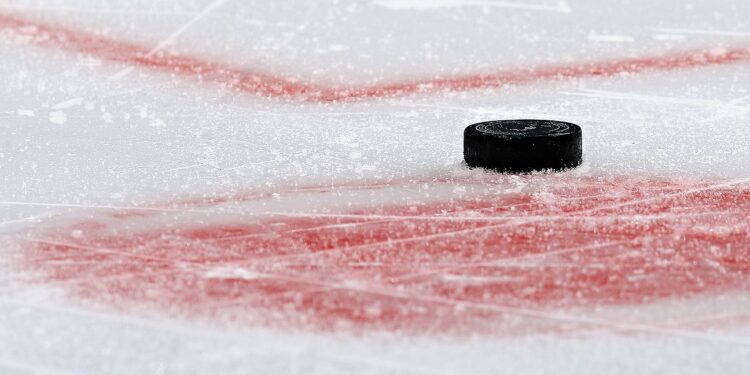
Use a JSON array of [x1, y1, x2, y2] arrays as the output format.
[[22, 176, 750, 335], [1, 12, 750, 101]]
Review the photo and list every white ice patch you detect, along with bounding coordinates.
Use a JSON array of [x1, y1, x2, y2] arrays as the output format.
[[328, 44, 349, 52], [372, 0, 571, 13], [440, 273, 521, 285], [587, 33, 635, 43], [48, 111, 68, 124], [204, 267, 264, 281], [51, 97, 84, 110], [652, 34, 686, 41], [16, 108, 35, 117], [650, 27, 750, 38]]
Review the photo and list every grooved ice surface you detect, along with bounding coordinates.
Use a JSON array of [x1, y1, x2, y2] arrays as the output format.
[[2, 0, 750, 374]]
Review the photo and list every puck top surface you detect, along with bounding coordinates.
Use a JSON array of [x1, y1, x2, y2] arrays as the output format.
[[473, 119, 580, 138]]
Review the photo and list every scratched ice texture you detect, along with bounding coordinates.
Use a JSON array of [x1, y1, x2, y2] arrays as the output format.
[[1, 0, 750, 374]]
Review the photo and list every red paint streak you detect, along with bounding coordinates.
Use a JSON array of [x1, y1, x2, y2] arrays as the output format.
[[22, 176, 750, 335], [2, 12, 749, 102], [0, 12, 314, 97]]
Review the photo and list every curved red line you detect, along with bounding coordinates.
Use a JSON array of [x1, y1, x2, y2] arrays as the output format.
[[1, 12, 749, 102]]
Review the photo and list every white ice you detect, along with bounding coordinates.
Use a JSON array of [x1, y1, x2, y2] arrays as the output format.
[[1, 0, 750, 374]]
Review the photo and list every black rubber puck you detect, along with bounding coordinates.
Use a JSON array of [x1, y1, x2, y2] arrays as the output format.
[[464, 119, 582, 173]]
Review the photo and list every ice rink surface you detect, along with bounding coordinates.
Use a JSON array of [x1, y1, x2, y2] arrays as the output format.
[[1, 0, 750, 373]]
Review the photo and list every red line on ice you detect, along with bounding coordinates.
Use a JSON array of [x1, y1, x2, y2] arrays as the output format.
[[2, 12, 750, 101], [21, 176, 750, 336]]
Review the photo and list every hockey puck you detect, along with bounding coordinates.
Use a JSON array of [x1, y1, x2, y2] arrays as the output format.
[[464, 120, 582, 173]]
